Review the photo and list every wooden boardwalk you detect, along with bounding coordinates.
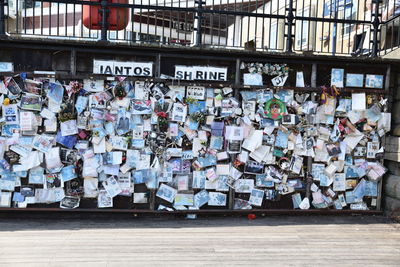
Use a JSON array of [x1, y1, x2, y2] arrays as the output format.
[[0, 215, 399, 266]]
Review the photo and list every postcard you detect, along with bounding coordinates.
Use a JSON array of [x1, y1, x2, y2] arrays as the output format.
[[21, 79, 42, 95], [175, 193, 194, 206], [194, 190, 209, 208], [156, 183, 177, 203], [208, 192, 227, 206], [48, 82, 64, 104], [7, 77, 22, 95], [59, 196, 80, 209], [244, 160, 264, 175], [118, 173, 133, 196], [351, 93, 366, 110], [0, 192, 12, 207], [32, 134, 54, 153], [172, 103, 187, 122], [44, 174, 63, 189], [296, 71, 305, 87], [133, 192, 148, 204], [249, 189, 264, 206], [234, 179, 254, 193], [83, 79, 104, 92], [98, 190, 113, 208], [20, 94, 42, 111], [102, 176, 122, 198], [333, 173, 346, 191], [82, 178, 98, 198], [60, 120, 78, 137], [186, 86, 206, 100], [3, 104, 18, 125], [243, 73, 263, 86]]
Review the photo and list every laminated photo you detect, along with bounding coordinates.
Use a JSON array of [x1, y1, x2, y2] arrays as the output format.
[[174, 193, 194, 206], [216, 176, 230, 192], [346, 73, 363, 87], [208, 192, 227, 206], [75, 96, 88, 114], [32, 134, 54, 153], [249, 188, 264, 206], [60, 165, 77, 182], [29, 167, 44, 184], [118, 173, 133, 196], [156, 183, 177, 203], [333, 173, 346, 191], [60, 120, 78, 137], [6, 77, 22, 95], [3, 104, 18, 124], [134, 81, 150, 100], [234, 179, 255, 193], [131, 100, 152, 114], [244, 160, 264, 175], [186, 86, 206, 100], [331, 68, 344, 88], [109, 136, 129, 151], [20, 94, 42, 111], [194, 190, 209, 208], [102, 176, 122, 198], [133, 193, 148, 204], [97, 190, 113, 208], [44, 174, 63, 189], [0, 192, 12, 207], [83, 79, 104, 92], [60, 196, 80, 209], [172, 102, 187, 122], [48, 82, 64, 104], [243, 73, 263, 86], [365, 74, 384, 89]]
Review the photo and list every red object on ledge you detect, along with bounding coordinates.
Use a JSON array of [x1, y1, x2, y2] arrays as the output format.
[[83, 0, 130, 31]]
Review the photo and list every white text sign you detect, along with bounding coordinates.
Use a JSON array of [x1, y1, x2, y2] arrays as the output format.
[[175, 65, 227, 81], [93, 60, 153, 77]]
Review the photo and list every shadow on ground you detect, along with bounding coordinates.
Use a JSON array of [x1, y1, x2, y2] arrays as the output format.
[[0, 213, 396, 232]]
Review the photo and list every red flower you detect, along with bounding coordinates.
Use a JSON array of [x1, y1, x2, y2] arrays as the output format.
[[156, 112, 168, 118]]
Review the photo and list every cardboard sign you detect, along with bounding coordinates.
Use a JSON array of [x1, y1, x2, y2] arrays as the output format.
[[93, 60, 153, 76], [175, 65, 227, 81]]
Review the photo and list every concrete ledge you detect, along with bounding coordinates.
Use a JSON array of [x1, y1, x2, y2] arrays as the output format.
[[384, 195, 400, 217], [385, 174, 400, 199]]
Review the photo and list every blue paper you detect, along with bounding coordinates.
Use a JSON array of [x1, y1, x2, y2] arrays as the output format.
[[56, 131, 77, 149]]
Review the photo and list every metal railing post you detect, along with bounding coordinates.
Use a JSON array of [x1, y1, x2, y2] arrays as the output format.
[[371, 0, 381, 57], [195, 0, 205, 47], [285, 0, 294, 53], [0, 0, 6, 37], [100, 0, 109, 42]]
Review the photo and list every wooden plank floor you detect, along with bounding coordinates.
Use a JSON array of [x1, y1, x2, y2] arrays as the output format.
[[0, 215, 399, 266]]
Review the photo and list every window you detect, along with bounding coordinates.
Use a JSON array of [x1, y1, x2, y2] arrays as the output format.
[[295, 7, 310, 49], [342, 1, 357, 36], [22, 0, 41, 9], [269, 22, 278, 50]]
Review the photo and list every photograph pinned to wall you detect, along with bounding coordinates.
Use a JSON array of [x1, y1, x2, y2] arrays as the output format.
[[134, 81, 150, 100], [98, 190, 113, 208], [365, 74, 384, 89], [131, 100, 152, 115], [156, 183, 177, 203], [6, 77, 22, 95], [102, 176, 122, 197], [3, 104, 19, 124], [227, 140, 242, 154], [208, 192, 227, 206], [346, 73, 364, 88], [89, 91, 111, 109], [2, 124, 20, 137], [331, 68, 344, 88], [296, 71, 305, 87], [44, 174, 63, 189], [249, 189, 264, 206], [194, 190, 209, 208], [186, 86, 206, 100], [24, 79, 43, 95], [48, 82, 64, 104], [172, 102, 187, 123], [83, 79, 104, 92], [60, 196, 80, 209], [243, 73, 263, 86]]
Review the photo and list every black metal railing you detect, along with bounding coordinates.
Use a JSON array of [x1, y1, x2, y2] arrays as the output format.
[[0, 0, 399, 57]]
